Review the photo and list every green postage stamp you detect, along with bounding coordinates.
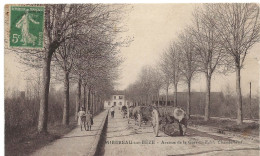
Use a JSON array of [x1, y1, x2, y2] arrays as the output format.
[[9, 6, 44, 48]]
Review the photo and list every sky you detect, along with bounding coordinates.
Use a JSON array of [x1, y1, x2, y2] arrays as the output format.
[[117, 4, 195, 89], [4, 4, 260, 97], [115, 4, 260, 96]]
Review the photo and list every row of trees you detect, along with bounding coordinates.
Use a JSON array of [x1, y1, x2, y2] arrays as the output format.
[[6, 4, 130, 133], [126, 4, 260, 125], [125, 66, 163, 105]]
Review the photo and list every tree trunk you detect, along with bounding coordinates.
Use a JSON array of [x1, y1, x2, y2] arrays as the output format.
[[187, 80, 191, 119], [236, 66, 243, 125], [75, 75, 81, 121], [96, 95, 98, 113], [37, 55, 52, 133], [97, 96, 99, 113], [93, 93, 95, 114], [92, 93, 96, 114], [83, 85, 86, 109], [204, 74, 211, 121], [88, 88, 91, 111], [157, 91, 160, 106], [101, 98, 103, 111], [146, 94, 149, 105], [62, 71, 70, 125], [174, 83, 178, 107], [101, 98, 103, 110], [91, 92, 94, 114], [100, 99, 102, 110], [99, 98, 101, 111], [166, 84, 168, 106]]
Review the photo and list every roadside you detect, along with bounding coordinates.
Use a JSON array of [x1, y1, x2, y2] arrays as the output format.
[[191, 115, 259, 124], [103, 109, 259, 156], [5, 116, 77, 156], [189, 116, 259, 143], [5, 110, 107, 156], [31, 110, 108, 156]]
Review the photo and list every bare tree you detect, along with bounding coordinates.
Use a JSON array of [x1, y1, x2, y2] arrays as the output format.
[[5, 4, 131, 133], [53, 39, 79, 125], [190, 6, 224, 121], [37, 4, 107, 133], [138, 66, 155, 105], [69, 3, 131, 115], [72, 34, 124, 113], [150, 67, 163, 106], [33, 5, 79, 133], [212, 4, 260, 124], [178, 30, 198, 119], [160, 51, 172, 106], [151, 68, 164, 106], [125, 66, 160, 106], [71, 44, 91, 120], [168, 42, 181, 107], [125, 83, 141, 105]]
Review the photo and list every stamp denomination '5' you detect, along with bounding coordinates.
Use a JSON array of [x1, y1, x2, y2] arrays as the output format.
[[9, 6, 44, 48]]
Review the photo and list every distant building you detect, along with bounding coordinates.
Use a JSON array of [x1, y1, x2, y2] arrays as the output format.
[[104, 90, 131, 108], [152, 92, 223, 106]]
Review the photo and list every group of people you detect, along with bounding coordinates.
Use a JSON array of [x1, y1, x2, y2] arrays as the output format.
[[77, 107, 93, 131], [109, 105, 128, 118]]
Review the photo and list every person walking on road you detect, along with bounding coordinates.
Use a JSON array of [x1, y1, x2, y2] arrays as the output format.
[[78, 107, 87, 131], [121, 105, 127, 118], [110, 106, 115, 118], [85, 110, 93, 131]]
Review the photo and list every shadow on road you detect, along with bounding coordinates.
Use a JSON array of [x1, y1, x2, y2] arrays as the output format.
[[94, 115, 108, 156]]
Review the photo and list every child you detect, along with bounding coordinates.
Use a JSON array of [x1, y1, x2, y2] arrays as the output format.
[[85, 110, 93, 131]]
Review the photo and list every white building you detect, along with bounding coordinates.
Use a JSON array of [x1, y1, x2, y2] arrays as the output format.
[[104, 90, 131, 109]]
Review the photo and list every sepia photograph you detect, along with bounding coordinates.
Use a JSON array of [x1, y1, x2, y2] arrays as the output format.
[[3, 2, 260, 156]]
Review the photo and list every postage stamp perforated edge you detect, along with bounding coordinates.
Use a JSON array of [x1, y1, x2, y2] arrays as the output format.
[[8, 5, 45, 49]]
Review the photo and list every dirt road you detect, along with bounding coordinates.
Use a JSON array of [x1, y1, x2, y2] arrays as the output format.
[[103, 109, 259, 156], [31, 111, 108, 156]]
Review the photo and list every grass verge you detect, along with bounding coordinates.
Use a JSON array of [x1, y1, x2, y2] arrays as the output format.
[[189, 116, 259, 136], [5, 118, 77, 156]]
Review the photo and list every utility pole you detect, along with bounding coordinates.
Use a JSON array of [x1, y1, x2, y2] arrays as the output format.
[[249, 82, 252, 119]]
